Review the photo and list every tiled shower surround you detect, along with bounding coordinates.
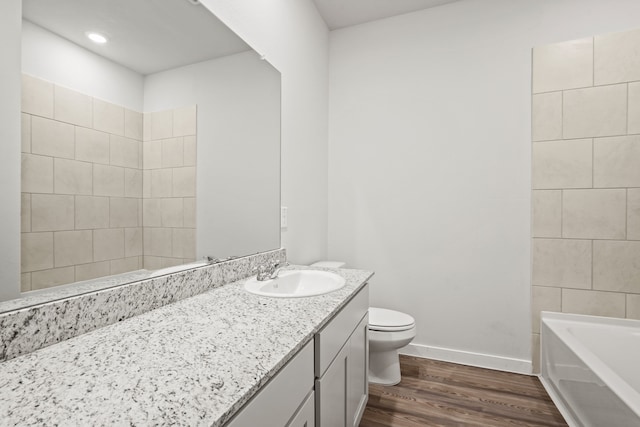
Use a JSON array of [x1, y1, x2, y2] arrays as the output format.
[[20, 74, 196, 292], [142, 106, 197, 270], [531, 27, 640, 370]]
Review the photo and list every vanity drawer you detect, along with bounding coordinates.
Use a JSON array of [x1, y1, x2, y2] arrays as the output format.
[[226, 340, 314, 427], [314, 284, 369, 377]]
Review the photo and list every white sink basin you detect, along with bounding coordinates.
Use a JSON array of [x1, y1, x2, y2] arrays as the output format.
[[244, 270, 346, 298]]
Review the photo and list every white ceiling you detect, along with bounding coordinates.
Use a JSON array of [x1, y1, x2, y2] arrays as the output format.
[[312, 0, 462, 30], [22, 0, 251, 75]]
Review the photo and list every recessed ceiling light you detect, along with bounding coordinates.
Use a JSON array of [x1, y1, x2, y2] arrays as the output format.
[[86, 32, 108, 44]]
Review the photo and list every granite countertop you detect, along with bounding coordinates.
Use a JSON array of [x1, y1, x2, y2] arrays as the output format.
[[0, 266, 373, 426]]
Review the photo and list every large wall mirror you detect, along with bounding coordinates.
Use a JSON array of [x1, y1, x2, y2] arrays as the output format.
[[5, 0, 281, 308]]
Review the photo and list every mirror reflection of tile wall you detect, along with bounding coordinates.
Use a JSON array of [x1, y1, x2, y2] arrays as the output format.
[[142, 107, 197, 270], [21, 74, 196, 292]]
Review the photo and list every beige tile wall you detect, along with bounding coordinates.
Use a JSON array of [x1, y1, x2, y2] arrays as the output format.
[[531, 28, 640, 371], [21, 75, 143, 291], [142, 106, 197, 270], [20, 75, 197, 291]]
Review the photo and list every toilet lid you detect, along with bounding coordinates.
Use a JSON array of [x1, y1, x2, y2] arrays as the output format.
[[369, 307, 415, 331]]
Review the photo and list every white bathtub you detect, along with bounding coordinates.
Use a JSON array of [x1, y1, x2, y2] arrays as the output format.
[[540, 312, 640, 427]]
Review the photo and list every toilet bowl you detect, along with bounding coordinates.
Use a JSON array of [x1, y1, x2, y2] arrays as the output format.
[[368, 307, 416, 386]]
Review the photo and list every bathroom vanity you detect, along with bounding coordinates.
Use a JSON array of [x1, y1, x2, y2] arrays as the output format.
[[228, 280, 369, 426], [0, 264, 373, 426]]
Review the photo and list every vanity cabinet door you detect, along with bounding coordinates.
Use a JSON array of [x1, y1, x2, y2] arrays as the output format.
[[347, 314, 368, 427], [315, 312, 369, 427], [315, 342, 349, 426]]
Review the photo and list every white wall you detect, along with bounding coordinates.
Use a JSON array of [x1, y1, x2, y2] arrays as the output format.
[[328, 0, 640, 373], [200, 0, 330, 264], [144, 51, 281, 259], [22, 20, 144, 111], [0, 0, 22, 301]]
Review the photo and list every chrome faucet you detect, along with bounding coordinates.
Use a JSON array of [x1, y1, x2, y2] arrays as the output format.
[[255, 260, 290, 281]]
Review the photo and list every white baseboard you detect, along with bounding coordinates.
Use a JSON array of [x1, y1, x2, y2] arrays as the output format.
[[400, 343, 532, 375]]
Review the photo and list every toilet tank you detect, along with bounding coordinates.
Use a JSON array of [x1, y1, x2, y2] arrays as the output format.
[[310, 261, 346, 269]]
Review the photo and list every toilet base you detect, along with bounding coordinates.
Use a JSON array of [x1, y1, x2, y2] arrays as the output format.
[[369, 349, 401, 386]]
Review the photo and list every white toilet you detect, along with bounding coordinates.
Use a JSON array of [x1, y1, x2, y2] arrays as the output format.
[[310, 261, 417, 386], [368, 307, 416, 385]]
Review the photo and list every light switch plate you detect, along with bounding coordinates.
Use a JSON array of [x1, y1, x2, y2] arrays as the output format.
[[280, 207, 288, 228]]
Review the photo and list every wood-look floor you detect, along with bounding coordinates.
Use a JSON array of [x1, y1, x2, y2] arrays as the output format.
[[360, 355, 567, 427]]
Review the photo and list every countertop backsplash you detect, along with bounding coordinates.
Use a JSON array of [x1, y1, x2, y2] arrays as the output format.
[[0, 249, 285, 362]]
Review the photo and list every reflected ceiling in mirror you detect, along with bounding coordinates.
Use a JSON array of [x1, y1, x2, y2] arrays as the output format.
[[22, 0, 251, 74], [8, 0, 281, 309]]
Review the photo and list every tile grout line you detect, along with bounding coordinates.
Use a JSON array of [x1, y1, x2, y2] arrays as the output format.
[[52, 147, 57, 274], [627, 83, 630, 135], [533, 82, 628, 96], [73, 195, 77, 283], [560, 189, 564, 238], [625, 189, 628, 241], [561, 90, 564, 140], [590, 239, 594, 290], [591, 138, 594, 189]]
